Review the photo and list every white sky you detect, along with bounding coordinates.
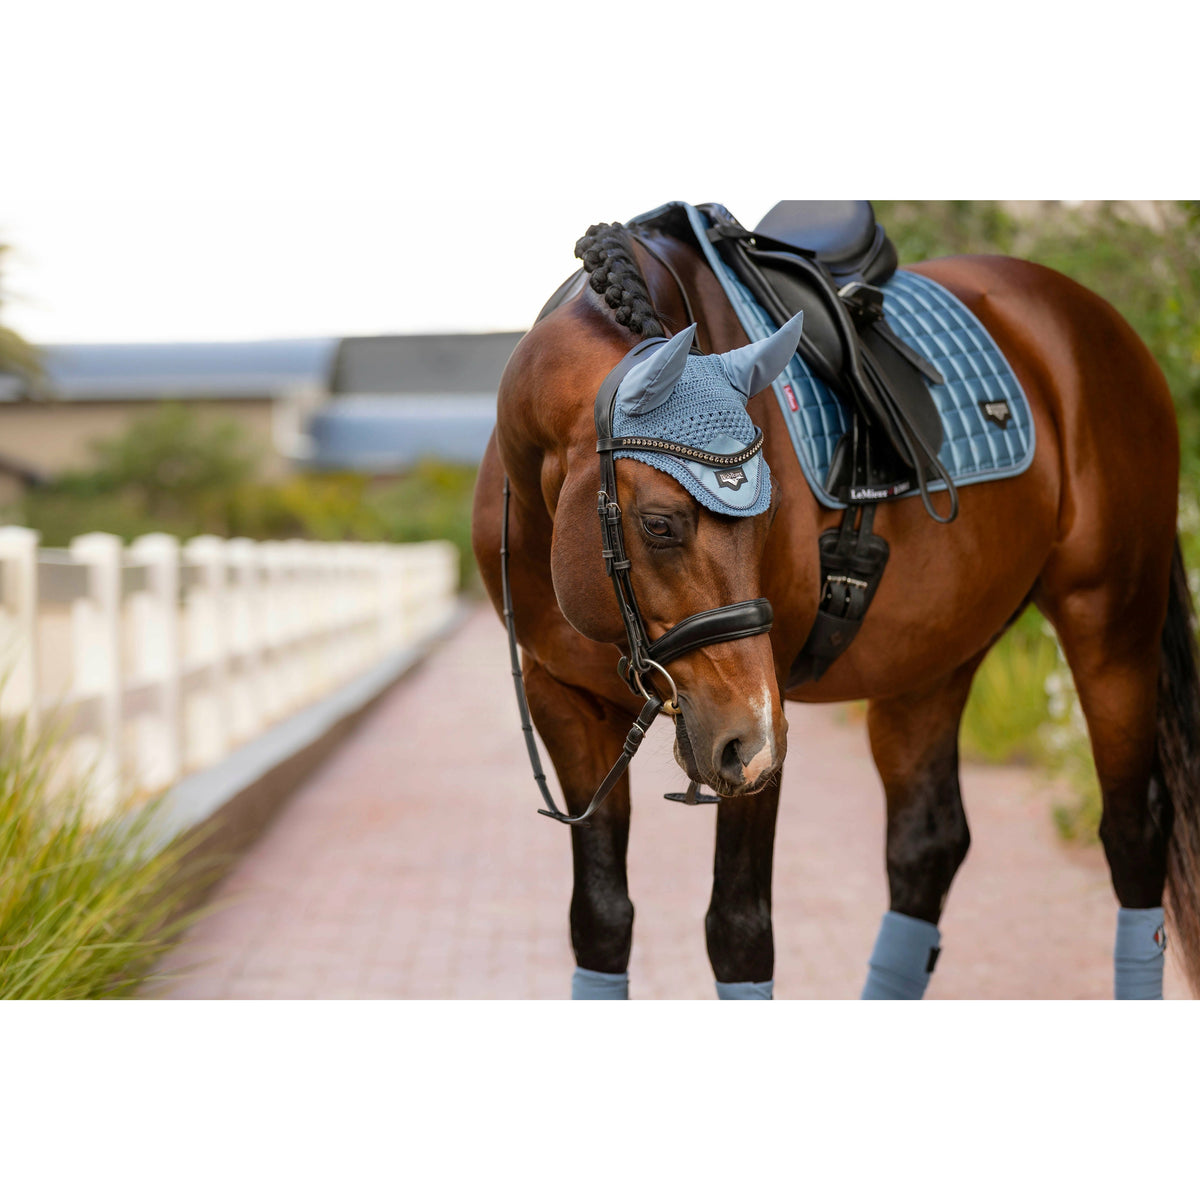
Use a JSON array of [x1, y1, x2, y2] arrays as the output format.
[[2, 2, 1192, 345]]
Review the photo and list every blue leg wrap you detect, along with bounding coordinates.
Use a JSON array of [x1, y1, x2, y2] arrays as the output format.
[[861, 911, 941, 1000], [715, 979, 773, 1000], [1114, 906, 1166, 1000], [571, 966, 629, 1000]]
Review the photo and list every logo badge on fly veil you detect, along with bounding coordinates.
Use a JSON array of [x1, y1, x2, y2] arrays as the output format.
[[979, 399, 1012, 429], [716, 467, 748, 491]]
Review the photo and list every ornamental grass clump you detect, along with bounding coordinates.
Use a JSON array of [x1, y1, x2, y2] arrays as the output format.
[[0, 716, 209, 1000]]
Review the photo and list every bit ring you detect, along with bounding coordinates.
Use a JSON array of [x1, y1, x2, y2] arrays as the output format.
[[634, 659, 680, 717]]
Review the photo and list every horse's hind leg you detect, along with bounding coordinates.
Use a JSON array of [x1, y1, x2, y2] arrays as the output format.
[[521, 656, 636, 999], [706, 774, 781, 999], [1039, 575, 1171, 998], [862, 657, 980, 999]]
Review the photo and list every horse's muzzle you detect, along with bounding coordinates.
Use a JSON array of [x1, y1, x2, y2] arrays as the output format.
[[673, 696, 783, 798]]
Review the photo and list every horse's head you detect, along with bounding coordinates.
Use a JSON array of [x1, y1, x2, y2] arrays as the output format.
[[552, 312, 803, 798]]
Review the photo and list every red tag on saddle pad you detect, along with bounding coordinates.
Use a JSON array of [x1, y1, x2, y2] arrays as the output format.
[[783, 383, 798, 411]]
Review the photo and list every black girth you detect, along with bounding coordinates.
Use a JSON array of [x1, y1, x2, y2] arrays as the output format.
[[502, 338, 774, 826]]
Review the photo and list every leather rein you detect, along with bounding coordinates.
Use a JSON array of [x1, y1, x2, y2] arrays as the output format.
[[502, 337, 774, 826]]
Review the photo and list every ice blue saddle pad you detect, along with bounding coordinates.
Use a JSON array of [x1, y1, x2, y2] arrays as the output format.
[[633, 202, 1036, 510]]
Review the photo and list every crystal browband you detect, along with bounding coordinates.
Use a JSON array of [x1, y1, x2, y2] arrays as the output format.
[[595, 428, 764, 467]]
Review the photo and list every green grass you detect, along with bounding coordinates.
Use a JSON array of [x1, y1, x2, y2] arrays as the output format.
[[959, 609, 1102, 842], [960, 611, 1062, 766], [0, 716, 210, 999]]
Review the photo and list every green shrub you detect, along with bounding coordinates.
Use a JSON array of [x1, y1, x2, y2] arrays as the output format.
[[365, 461, 479, 589], [9, 404, 480, 588], [959, 610, 1062, 766], [0, 717, 210, 999]]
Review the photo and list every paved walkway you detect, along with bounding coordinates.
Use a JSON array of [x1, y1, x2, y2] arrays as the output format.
[[158, 605, 1189, 999]]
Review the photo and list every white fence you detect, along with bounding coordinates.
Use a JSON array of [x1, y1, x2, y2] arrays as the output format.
[[0, 527, 459, 813]]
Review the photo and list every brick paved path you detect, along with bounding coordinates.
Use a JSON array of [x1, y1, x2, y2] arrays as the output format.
[[159, 605, 1189, 999]]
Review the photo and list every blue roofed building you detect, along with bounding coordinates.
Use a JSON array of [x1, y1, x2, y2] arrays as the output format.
[[0, 331, 520, 500], [303, 332, 519, 473]]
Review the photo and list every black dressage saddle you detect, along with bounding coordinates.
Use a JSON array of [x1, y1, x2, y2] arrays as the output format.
[[699, 201, 956, 520], [683, 200, 963, 684]]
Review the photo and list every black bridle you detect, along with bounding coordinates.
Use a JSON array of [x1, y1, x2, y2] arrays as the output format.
[[502, 338, 774, 826]]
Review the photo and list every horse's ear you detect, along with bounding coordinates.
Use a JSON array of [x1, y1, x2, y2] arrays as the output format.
[[614, 324, 696, 417], [718, 311, 804, 399]]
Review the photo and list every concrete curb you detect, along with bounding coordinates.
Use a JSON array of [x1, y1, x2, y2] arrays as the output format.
[[157, 598, 475, 869]]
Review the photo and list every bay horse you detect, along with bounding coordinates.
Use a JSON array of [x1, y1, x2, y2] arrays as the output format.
[[471, 206, 1200, 999]]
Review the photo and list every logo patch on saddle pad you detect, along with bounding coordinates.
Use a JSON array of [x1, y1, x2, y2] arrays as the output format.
[[979, 399, 1012, 429], [716, 467, 748, 491]]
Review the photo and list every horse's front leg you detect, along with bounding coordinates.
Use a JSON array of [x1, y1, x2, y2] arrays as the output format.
[[706, 774, 781, 999], [521, 656, 636, 999], [862, 657, 980, 999]]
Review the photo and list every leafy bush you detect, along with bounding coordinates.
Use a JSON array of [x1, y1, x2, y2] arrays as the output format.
[[11, 403, 480, 587], [366, 461, 479, 588], [0, 717, 208, 999], [958, 610, 1063, 767], [57, 402, 260, 516]]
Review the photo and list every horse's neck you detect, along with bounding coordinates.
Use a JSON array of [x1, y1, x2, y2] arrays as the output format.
[[631, 232, 743, 354]]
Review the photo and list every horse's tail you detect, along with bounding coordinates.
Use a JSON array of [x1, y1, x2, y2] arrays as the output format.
[[1157, 537, 1200, 994]]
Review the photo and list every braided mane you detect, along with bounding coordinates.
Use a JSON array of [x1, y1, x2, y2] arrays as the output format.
[[574, 222, 667, 339]]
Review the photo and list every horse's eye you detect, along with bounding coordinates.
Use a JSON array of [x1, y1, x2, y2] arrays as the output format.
[[642, 515, 673, 539]]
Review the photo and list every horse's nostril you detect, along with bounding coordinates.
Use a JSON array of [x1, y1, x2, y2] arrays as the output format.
[[719, 738, 743, 781]]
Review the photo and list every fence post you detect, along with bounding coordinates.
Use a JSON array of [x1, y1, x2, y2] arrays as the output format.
[[183, 535, 230, 769], [343, 542, 368, 678], [0, 525, 41, 728], [284, 539, 314, 706], [260, 541, 286, 721], [376, 544, 398, 653], [312, 541, 337, 696], [227, 537, 265, 745], [372, 543, 389, 657], [70, 532, 124, 814], [128, 533, 182, 791]]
